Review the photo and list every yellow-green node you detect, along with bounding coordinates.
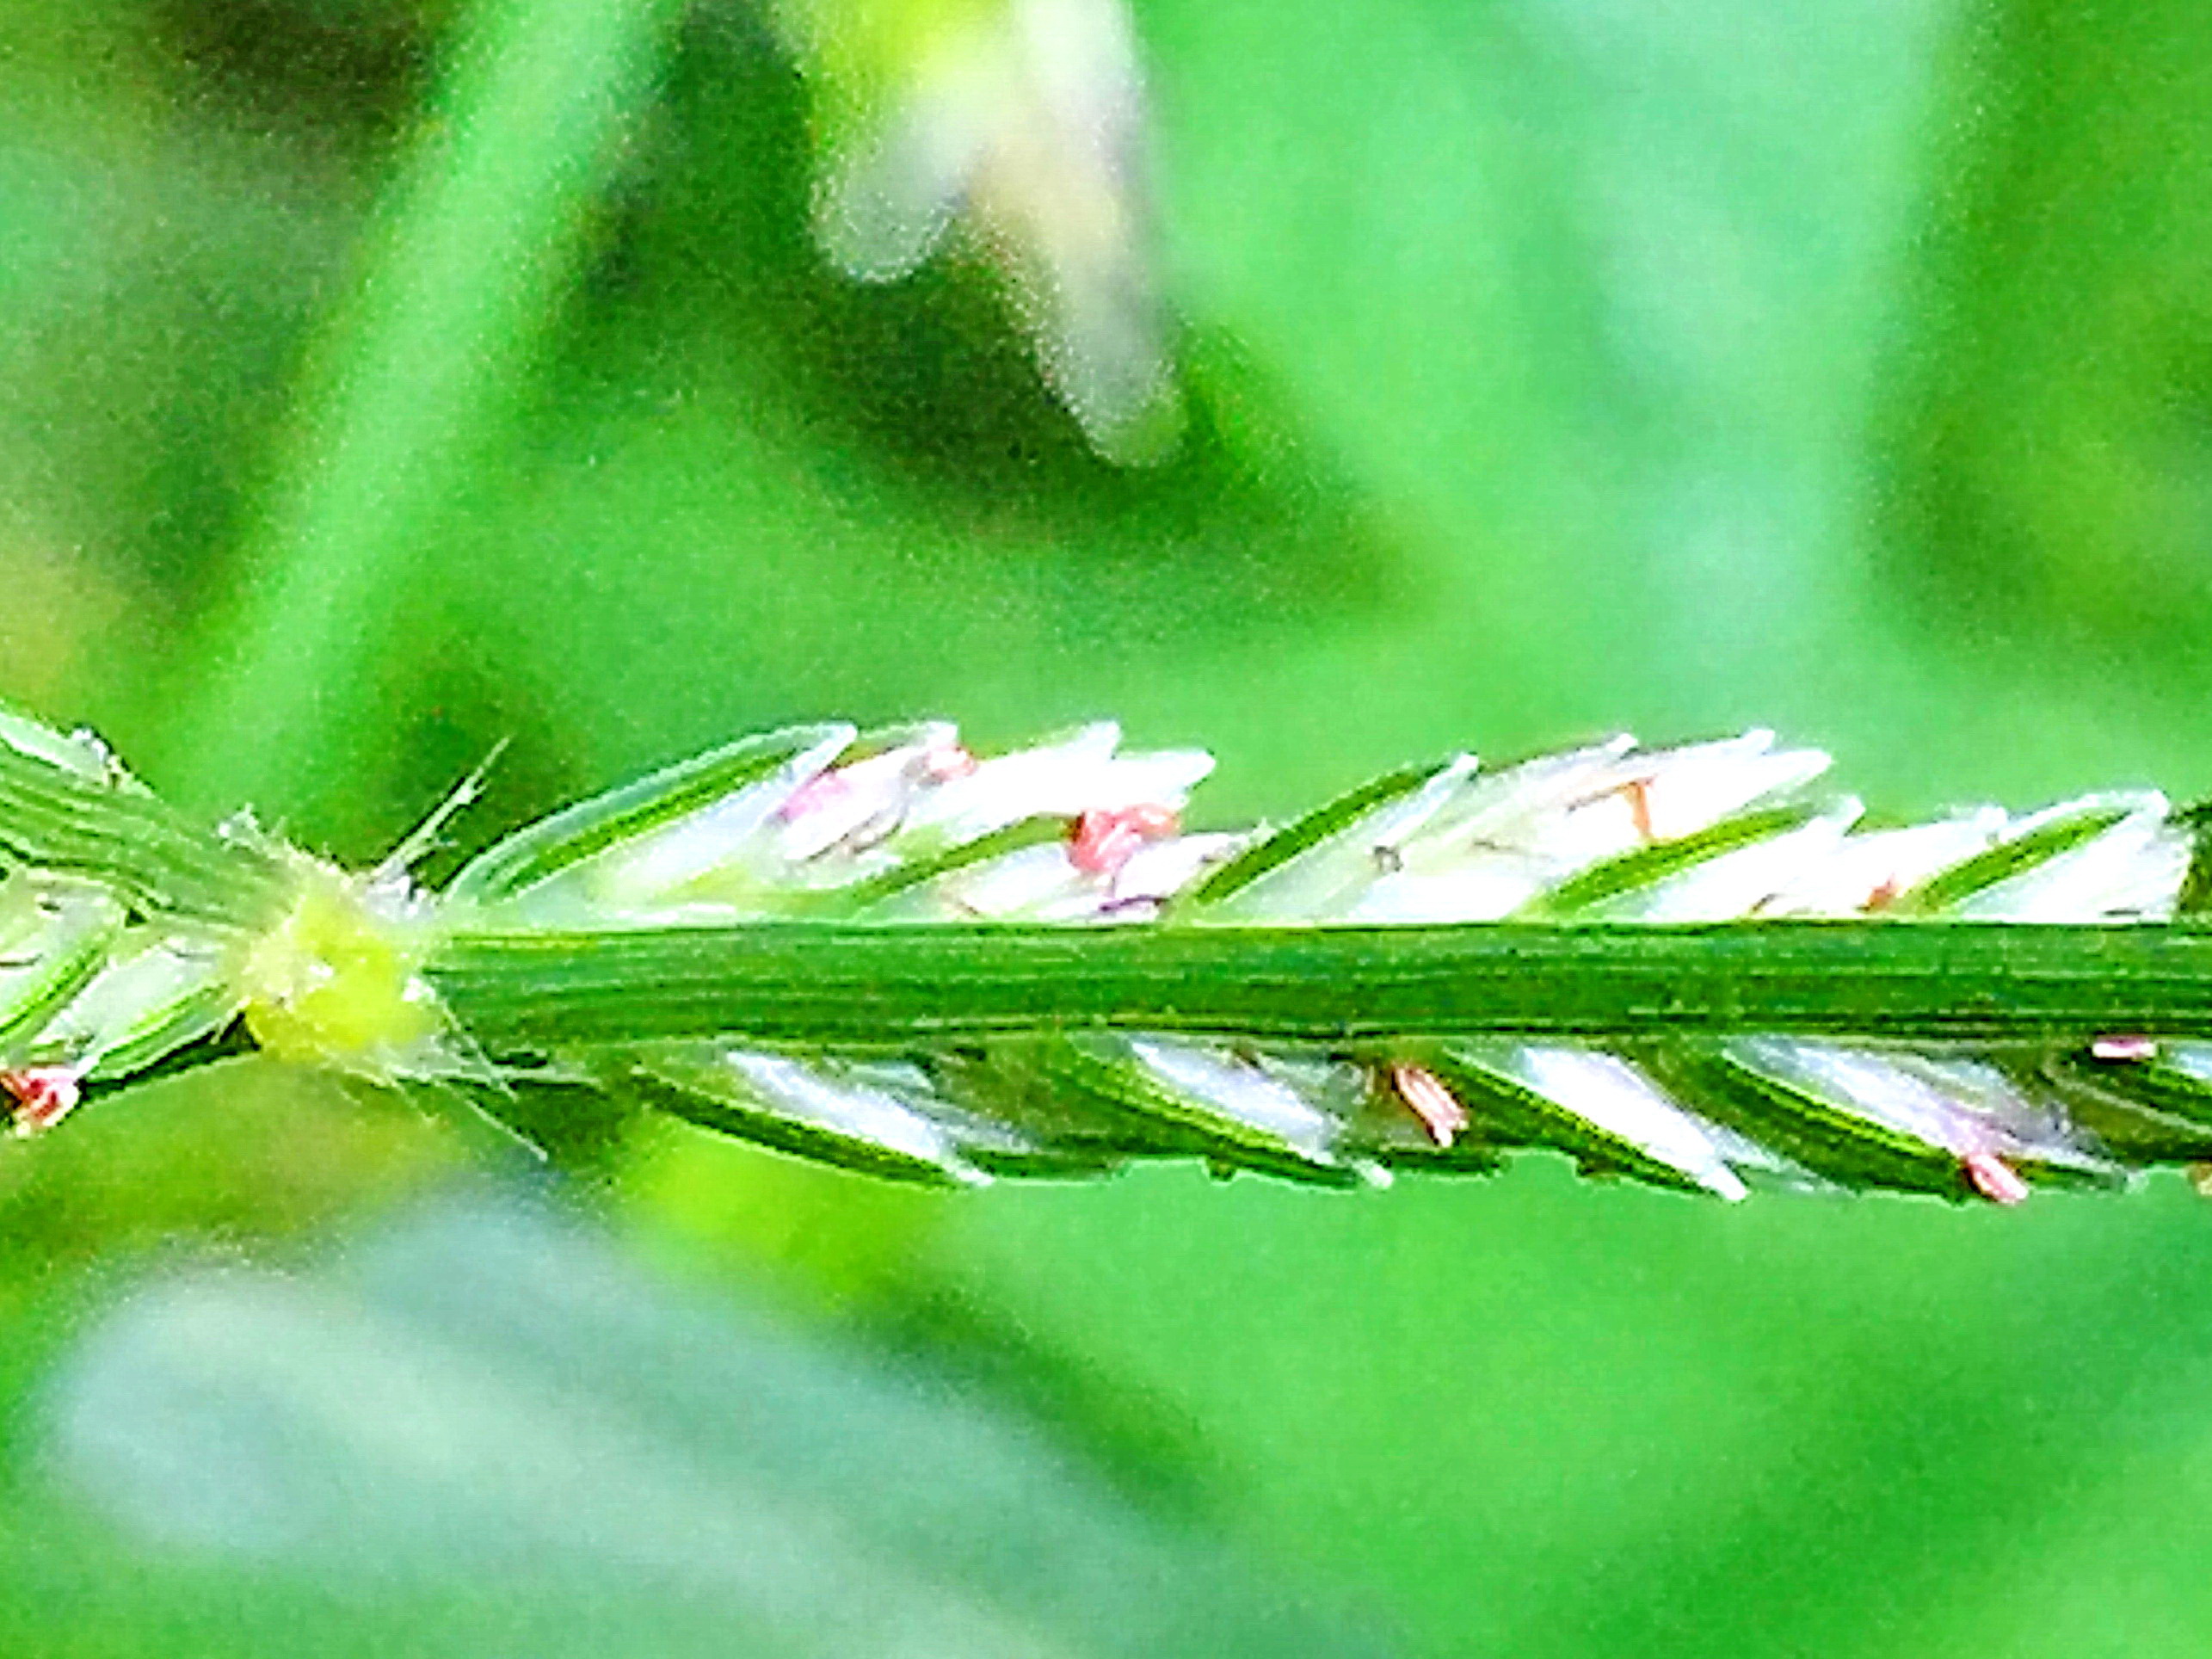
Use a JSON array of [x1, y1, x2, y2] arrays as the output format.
[[237, 862, 444, 1071]]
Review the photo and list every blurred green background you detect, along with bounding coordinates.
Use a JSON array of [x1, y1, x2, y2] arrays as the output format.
[[7, 0, 2212, 1652]]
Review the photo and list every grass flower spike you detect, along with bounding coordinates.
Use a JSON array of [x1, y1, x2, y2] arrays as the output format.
[[3, 703, 2211, 1204]]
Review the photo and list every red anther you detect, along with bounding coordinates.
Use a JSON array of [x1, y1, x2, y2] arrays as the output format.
[[1962, 1150, 2030, 1206], [4, 1066, 81, 1137], [1391, 1063, 1468, 1148], [1864, 878, 1903, 913], [1069, 804, 1180, 875], [2091, 1034, 2158, 1063]]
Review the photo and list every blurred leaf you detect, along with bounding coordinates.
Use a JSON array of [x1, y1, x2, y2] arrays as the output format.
[[0, 59, 353, 663], [1884, 0, 2212, 651], [22, 1195, 1398, 1658], [946, 1163, 2212, 1658], [160, 0, 689, 823], [0, 1059, 451, 1353]]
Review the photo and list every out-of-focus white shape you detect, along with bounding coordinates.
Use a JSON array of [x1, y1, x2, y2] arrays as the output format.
[[1763, 809, 2008, 916], [804, 0, 1180, 461], [1955, 793, 2190, 922], [1499, 1046, 1748, 1200], [1599, 802, 1863, 922]]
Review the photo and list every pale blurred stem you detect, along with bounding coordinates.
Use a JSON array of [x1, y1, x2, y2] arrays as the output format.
[[157, 0, 685, 825], [428, 921, 2212, 1053]]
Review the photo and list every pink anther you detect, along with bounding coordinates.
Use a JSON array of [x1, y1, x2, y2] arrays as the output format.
[[1069, 804, 1180, 876], [1616, 776, 1656, 843], [920, 743, 977, 782], [2091, 1034, 2158, 1063], [4, 1066, 81, 1137], [777, 768, 849, 822], [1391, 1063, 1468, 1148], [1962, 1150, 2030, 1206]]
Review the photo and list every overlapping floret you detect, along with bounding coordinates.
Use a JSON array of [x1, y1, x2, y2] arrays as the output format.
[[0, 701, 2198, 1198], [441, 720, 2207, 1199], [0, 717, 259, 1136]]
